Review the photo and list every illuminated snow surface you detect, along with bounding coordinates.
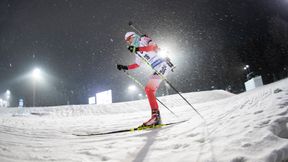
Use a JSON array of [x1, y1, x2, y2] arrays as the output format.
[[1, 79, 288, 162]]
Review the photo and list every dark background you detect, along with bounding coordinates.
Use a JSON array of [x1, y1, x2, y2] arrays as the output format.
[[0, 0, 287, 107]]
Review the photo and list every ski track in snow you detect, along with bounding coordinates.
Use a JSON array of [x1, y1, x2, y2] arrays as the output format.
[[0, 79, 288, 162]]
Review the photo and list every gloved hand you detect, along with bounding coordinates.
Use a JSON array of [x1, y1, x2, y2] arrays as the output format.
[[127, 46, 139, 53], [117, 64, 128, 71]]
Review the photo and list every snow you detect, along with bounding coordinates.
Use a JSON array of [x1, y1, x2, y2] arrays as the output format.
[[1, 79, 288, 162]]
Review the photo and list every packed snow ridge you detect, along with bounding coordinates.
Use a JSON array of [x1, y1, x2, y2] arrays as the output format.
[[0, 79, 288, 162]]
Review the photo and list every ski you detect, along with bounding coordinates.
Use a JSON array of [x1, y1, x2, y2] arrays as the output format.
[[73, 120, 187, 136]]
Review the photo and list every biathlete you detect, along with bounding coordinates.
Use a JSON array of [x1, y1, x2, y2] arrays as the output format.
[[117, 32, 174, 127]]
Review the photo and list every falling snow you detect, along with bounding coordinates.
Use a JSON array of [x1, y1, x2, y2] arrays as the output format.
[[0, 0, 287, 106]]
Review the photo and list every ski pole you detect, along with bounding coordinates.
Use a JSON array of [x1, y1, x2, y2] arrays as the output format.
[[145, 54, 204, 119], [135, 54, 204, 120], [163, 78, 205, 120], [128, 21, 144, 36], [128, 21, 204, 120], [123, 70, 178, 117]]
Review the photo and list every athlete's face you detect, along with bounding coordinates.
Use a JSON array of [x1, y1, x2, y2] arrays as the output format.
[[126, 35, 134, 45]]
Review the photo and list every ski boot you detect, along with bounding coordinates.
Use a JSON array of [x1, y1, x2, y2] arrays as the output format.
[[139, 110, 162, 129]]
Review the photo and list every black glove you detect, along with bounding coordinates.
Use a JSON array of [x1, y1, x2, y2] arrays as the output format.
[[117, 64, 128, 71], [127, 46, 139, 53]]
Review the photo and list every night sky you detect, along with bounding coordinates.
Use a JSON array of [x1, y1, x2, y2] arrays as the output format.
[[0, 0, 288, 107]]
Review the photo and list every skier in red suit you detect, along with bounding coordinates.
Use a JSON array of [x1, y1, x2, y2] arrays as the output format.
[[117, 32, 173, 126]]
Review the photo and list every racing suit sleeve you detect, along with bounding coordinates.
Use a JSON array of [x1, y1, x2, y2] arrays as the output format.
[[127, 55, 141, 70]]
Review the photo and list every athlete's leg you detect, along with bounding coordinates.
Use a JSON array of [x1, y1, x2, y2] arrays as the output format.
[[145, 74, 162, 112], [143, 63, 171, 126]]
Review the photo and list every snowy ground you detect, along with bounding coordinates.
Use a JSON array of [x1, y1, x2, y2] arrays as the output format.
[[1, 79, 288, 162]]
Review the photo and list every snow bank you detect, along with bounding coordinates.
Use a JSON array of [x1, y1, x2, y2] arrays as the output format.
[[0, 79, 288, 162]]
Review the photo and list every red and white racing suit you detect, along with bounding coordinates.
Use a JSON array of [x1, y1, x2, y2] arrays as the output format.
[[127, 36, 171, 113]]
